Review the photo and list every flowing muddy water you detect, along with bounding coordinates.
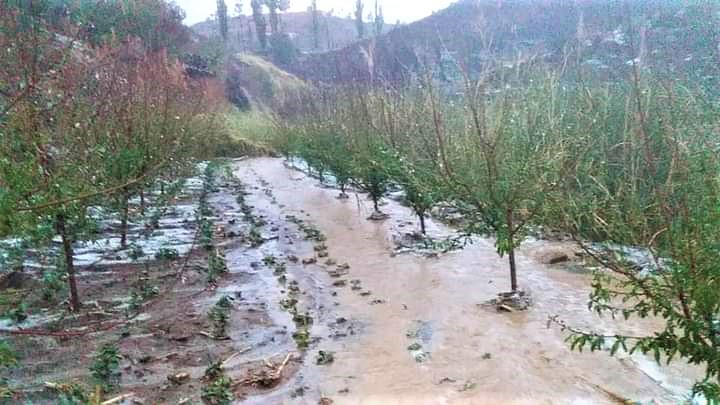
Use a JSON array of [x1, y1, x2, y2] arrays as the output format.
[[234, 158, 702, 405]]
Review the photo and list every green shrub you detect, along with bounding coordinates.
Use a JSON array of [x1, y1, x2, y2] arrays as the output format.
[[89, 344, 121, 392]]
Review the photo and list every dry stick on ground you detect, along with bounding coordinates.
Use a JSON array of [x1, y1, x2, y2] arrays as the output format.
[[236, 353, 294, 388]]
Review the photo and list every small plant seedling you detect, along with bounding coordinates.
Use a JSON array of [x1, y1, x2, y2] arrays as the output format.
[[89, 344, 122, 392], [247, 227, 264, 247], [316, 350, 335, 365], [208, 249, 229, 283], [262, 255, 277, 266], [292, 329, 311, 350], [155, 248, 179, 261], [128, 244, 144, 261], [204, 361, 223, 381], [3, 303, 27, 325], [216, 295, 234, 310], [209, 305, 230, 339], [293, 312, 313, 327], [202, 375, 233, 404], [41, 269, 66, 302]]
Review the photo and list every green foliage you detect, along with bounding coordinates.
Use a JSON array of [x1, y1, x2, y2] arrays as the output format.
[[208, 249, 229, 284], [89, 344, 122, 392], [204, 361, 224, 381], [269, 33, 298, 66], [350, 145, 392, 213], [316, 350, 335, 365], [41, 269, 66, 302], [1, 0, 224, 309], [547, 78, 720, 401], [73, 0, 190, 52], [155, 248, 179, 261], [128, 244, 145, 261], [201, 375, 233, 405], [3, 303, 27, 325], [128, 270, 159, 312], [0, 340, 18, 369], [52, 382, 90, 405], [209, 296, 233, 338]]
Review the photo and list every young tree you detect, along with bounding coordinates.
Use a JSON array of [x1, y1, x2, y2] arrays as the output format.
[[351, 144, 392, 219], [355, 0, 364, 39], [428, 71, 572, 293], [217, 0, 229, 41], [388, 156, 437, 234], [251, 0, 267, 50]]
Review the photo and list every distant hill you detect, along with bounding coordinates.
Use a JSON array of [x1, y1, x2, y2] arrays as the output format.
[[284, 0, 719, 84], [192, 11, 395, 53]]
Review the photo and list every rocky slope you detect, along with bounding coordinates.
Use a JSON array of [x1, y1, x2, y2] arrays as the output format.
[[285, 0, 719, 84]]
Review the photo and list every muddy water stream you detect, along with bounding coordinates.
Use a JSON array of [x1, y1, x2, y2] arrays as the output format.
[[234, 158, 702, 405]]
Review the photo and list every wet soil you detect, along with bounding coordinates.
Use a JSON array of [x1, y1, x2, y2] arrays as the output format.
[[1, 157, 704, 404], [231, 158, 703, 404]]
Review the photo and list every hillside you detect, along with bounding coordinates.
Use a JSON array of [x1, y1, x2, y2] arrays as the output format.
[[286, 0, 719, 83], [192, 11, 394, 53]]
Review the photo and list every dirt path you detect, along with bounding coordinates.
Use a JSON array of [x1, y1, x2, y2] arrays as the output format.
[[234, 157, 702, 405]]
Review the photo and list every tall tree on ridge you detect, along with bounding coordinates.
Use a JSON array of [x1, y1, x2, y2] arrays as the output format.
[[374, 0, 384, 36], [251, 0, 267, 49], [311, 0, 320, 49], [217, 0, 229, 41], [355, 0, 364, 39], [265, 0, 289, 33]]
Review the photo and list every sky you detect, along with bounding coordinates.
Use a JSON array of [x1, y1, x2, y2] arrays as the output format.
[[174, 0, 458, 26]]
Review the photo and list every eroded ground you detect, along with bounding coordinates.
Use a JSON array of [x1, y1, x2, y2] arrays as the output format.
[[1, 157, 704, 404]]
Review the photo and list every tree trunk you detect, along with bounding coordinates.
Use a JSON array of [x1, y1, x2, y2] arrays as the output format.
[[139, 190, 145, 216], [56, 214, 80, 311], [373, 195, 380, 212], [506, 208, 518, 292], [419, 212, 427, 235], [508, 246, 518, 292], [120, 194, 129, 249]]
